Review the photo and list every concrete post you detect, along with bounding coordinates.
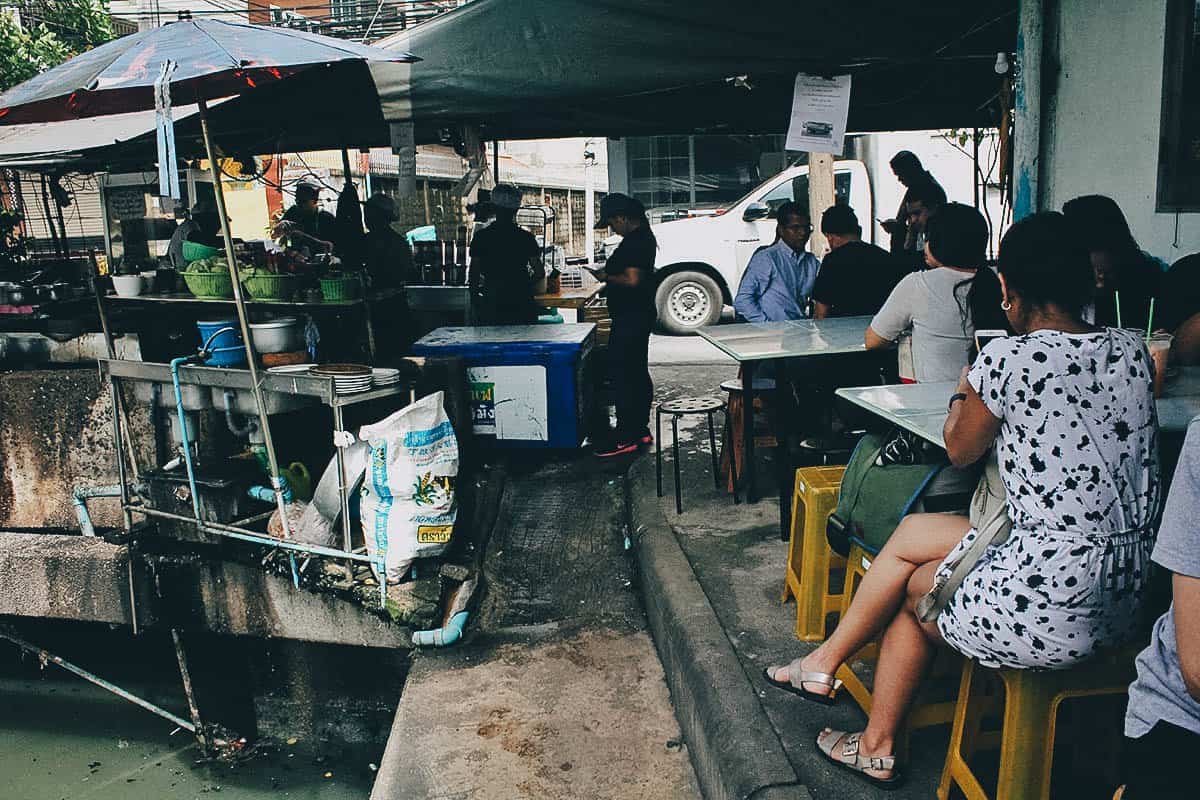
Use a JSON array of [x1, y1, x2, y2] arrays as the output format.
[[585, 160, 596, 262], [1014, 0, 1043, 220], [807, 153, 835, 259]]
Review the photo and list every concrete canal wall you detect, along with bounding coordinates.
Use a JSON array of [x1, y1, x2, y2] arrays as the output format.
[[0, 366, 154, 531]]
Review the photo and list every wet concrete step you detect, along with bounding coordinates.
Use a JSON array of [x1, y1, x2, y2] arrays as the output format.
[[370, 456, 699, 799]]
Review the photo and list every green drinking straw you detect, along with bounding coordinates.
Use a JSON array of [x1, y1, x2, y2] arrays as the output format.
[[1114, 290, 1122, 329], [1146, 298, 1156, 341]]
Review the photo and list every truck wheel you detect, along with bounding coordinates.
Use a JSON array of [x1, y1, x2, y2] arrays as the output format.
[[655, 271, 723, 335]]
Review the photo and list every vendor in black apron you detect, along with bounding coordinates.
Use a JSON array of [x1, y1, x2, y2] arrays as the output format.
[[594, 193, 657, 458], [468, 184, 543, 325]]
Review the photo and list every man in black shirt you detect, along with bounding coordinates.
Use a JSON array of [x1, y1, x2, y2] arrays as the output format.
[[594, 193, 658, 458], [277, 181, 339, 256], [468, 184, 543, 325], [882, 151, 946, 255], [812, 205, 908, 318]]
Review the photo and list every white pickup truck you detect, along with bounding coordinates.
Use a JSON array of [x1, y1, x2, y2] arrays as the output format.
[[608, 159, 873, 334]]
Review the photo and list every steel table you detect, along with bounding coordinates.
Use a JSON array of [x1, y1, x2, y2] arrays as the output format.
[[836, 367, 1200, 450], [697, 316, 874, 502]]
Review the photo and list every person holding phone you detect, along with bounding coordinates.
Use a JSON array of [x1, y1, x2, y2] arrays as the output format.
[[881, 151, 946, 257], [593, 193, 657, 458]]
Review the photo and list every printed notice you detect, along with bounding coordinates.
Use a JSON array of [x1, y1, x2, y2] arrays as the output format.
[[785, 73, 852, 154]]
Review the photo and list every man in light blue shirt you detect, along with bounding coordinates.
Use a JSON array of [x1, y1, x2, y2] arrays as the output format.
[[733, 202, 821, 322]]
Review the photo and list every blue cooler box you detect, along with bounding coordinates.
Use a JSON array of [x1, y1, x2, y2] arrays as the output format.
[[412, 324, 596, 449]]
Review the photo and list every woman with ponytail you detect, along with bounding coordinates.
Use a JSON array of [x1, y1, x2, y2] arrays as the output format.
[[866, 202, 1006, 382]]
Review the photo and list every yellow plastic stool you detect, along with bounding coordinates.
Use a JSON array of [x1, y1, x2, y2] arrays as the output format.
[[937, 650, 1137, 800], [781, 466, 847, 641], [835, 543, 959, 734]]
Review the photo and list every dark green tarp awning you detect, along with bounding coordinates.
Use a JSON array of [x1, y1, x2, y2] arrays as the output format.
[[375, 0, 1016, 140]]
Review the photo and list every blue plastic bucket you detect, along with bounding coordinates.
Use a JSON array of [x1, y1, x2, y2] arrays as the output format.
[[196, 319, 247, 367]]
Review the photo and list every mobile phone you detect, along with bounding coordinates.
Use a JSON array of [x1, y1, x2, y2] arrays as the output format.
[[974, 329, 1007, 352]]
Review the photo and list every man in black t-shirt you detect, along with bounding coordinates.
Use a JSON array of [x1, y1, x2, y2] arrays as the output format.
[[469, 184, 543, 325], [812, 205, 908, 319], [277, 182, 340, 256], [882, 151, 946, 256]]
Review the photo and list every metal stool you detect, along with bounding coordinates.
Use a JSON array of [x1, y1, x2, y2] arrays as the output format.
[[656, 396, 725, 514]]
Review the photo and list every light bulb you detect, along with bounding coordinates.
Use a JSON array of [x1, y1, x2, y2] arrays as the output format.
[[994, 52, 1010, 75]]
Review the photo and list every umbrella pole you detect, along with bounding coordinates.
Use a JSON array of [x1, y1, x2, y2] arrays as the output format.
[[196, 97, 293, 538]]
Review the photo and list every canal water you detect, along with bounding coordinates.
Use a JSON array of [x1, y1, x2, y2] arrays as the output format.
[[1, 676, 379, 799]]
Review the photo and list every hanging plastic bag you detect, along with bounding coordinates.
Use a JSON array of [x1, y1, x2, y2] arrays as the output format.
[[358, 391, 459, 583]]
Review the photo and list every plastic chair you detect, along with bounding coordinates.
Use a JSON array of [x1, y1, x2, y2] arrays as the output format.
[[782, 465, 847, 641], [937, 648, 1138, 800], [656, 396, 726, 514]]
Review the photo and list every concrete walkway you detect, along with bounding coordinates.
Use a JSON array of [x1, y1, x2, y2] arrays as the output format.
[[371, 458, 699, 799]]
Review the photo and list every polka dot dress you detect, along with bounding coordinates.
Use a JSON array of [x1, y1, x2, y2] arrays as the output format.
[[936, 328, 1161, 669]]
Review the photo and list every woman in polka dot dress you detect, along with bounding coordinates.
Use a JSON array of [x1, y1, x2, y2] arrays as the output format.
[[763, 212, 1161, 787]]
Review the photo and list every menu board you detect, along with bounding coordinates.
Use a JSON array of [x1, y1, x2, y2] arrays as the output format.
[[107, 186, 147, 220]]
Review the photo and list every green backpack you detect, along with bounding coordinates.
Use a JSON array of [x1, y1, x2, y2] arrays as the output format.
[[826, 431, 947, 557]]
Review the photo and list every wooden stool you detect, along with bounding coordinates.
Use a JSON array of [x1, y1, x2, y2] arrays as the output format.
[[835, 543, 959, 733], [656, 396, 726, 514], [718, 376, 777, 494], [782, 465, 847, 641], [938, 650, 1137, 800]]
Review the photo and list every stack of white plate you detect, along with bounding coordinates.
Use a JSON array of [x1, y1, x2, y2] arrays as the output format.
[[266, 364, 313, 376], [311, 364, 373, 394], [372, 367, 401, 387]]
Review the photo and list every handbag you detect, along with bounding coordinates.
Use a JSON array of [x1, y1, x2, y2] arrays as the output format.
[[915, 450, 1012, 623], [826, 430, 946, 558]]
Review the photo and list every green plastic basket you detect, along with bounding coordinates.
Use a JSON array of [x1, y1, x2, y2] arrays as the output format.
[[182, 270, 234, 299], [319, 275, 361, 301], [242, 273, 294, 300], [181, 240, 221, 262]]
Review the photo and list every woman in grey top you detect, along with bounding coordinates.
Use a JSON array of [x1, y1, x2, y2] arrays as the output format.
[[763, 213, 1160, 788], [866, 202, 1008, 382]]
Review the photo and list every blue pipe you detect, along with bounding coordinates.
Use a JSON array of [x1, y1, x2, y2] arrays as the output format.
[[73, 485, 123, 537], [247, 481, 291, 504], [411, 612, 469, 648]]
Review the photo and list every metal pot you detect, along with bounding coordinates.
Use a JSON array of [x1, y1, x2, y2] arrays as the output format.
[[248, 317, 304, 354]]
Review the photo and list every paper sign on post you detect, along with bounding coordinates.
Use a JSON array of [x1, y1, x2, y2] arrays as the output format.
[[785, 73, 852, 154]]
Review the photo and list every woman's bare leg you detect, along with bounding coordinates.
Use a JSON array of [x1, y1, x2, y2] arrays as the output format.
[[769, 513, 968, 686], [818, 561, 945, 778]]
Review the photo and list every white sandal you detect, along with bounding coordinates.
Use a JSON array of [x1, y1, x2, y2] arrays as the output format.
[[815, 729, 903, 789], [761, 658, 843, 705]]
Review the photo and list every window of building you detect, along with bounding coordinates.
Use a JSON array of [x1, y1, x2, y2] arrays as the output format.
[[625, 134, 791, 216], [1159, 0, 1200, 210], [331, 0, 359, 23]]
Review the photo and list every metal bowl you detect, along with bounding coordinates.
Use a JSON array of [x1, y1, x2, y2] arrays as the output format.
[[249, 317, 303, 354]]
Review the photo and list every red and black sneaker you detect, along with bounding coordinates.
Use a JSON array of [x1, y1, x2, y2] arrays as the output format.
[[638, 432, 654, 447], [594, 441, 639, 458]]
